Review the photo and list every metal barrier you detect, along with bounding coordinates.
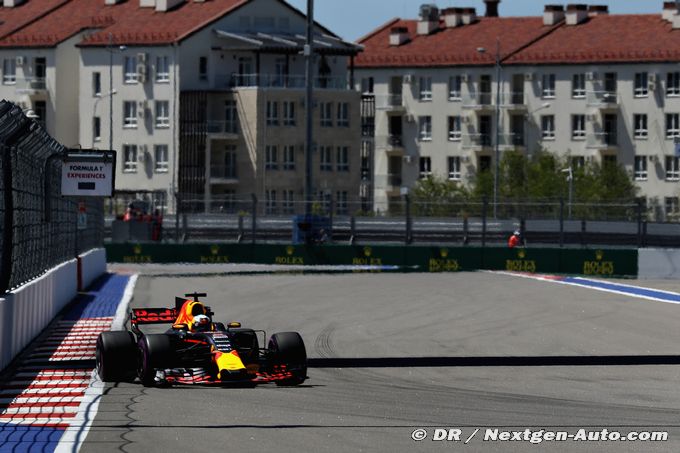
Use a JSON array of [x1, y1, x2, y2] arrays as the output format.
[[0, 101, 104, 293]]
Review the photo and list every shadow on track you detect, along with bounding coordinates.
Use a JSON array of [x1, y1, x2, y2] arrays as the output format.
[[308, 355, 680, 368]]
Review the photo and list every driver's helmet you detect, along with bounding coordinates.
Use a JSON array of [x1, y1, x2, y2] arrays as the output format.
[[192, 314, 212, 332], [513, 230, 521, 236]]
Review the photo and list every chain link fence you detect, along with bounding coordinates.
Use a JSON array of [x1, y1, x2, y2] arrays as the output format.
[[0, 101, 104, 293]]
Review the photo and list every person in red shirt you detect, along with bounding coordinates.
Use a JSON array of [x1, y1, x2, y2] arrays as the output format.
[[508, 231, 522, 248]]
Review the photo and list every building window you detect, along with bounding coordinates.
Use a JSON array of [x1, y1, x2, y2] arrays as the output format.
[[419, 116, 432, 141], [283, 101, 295, 126], [542, 74, 556, 98], [571, 114, 585, 140], [199, 56, 207, 81], [361, 77, 374, 94], [634, 114, 648, 139], [2, 59, 16, 84], [282, 189, 295, 214], [155, 101, 169, 128], [283, 145, 295, 170], [320, 102, 333, 127], [123, 145, 137, 172], [667, 72, 680, 97], [124, 56, 137, 83], [336, 146, 349, 172], [541, 115, 555, 140], [265, 189, 277, 215], [634, 72, 648, 97], [666, 113, 680, 139], [336, 191, 348, 215], [419, 76, 432, 101], [223, 146, 237, 178], [337, 102, 349, 127], [93, 72, 101, 96], [666, 156, 680, 180], [93, 117, 101, 142], [448, 156, 461, 181], [419, 157, 432, 178], [572, 73, 585, 98], [320, 146, 332, 171], [447, 116, 462, 141], [123, 101, 137, 128], [154, 145, 168, 173], [265, 145, 278, 170], [266, 101, 279, 126], [225, 100, 238, 133], [449, 75, 462, 100], [156, 56, 170, 82], [634, 156, 647, 181]]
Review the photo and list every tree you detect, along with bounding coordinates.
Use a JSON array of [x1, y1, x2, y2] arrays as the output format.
[[411, 175, 468, 216]]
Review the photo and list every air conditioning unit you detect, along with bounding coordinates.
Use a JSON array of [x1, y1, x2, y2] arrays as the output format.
[[461, 74, 469, 83], [648, 81, 657, 92], [137, 145, 148, 162], [524, 73, 534, 81], [403, 155, 412, 164], [586, 71, 598, 81], [403, 74, 414, 84], [137, 52, 148, 65], [137, 63, 148, 83], [15, 56, 25, 66], [649, 73, 657, 83], [405, 113, 415, 123]]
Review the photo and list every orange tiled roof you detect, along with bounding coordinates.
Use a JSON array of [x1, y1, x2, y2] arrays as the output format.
[[506, 14, 680, 65], [355, 17, 560, 68], [0, 0, 247, 48], [0, 0, 69, 41]]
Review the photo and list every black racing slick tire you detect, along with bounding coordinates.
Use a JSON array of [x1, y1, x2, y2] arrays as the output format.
[[268, 332, 307, 386], [96, 331, 137, 382], [137, 334, 173, 387], [229, 328, 260, 365]]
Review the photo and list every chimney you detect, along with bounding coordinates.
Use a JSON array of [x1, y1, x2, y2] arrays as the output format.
[[461, 7, 477, 25], [588, 5, 608, 16], [484, 0, 499, 18], [442, 7, 463, 28], [565, 4, 588, 25], [663, 1, 678, 21], [389, 27, 410, 46], [105, 0, 123, 4], [3, 0, 26, 6], [140, 0, 155, 6], [417, 4, 439, 35], [543, 5, 565, 25], [155, 0, 184, 11]]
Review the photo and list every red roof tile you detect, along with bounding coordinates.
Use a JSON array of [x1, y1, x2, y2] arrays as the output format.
[[355, 17, 559, 68], [0, 0, 68, 41], [506, 14, 680, 65], [0, 0, 247, 48]]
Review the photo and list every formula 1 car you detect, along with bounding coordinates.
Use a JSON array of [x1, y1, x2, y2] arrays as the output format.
[[95, 293, 307, 387]]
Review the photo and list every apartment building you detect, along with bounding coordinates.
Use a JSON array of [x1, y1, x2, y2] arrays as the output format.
[[0, 0, 362, 214], [355, 1, 680, 219]]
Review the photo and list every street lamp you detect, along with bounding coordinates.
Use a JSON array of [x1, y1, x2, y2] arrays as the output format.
[[477, 40, 502, 218], [525, 102, 551, 158], [561, 166, 573, 219], [93, 89, 117, 147], [107, 33, 126, 152]]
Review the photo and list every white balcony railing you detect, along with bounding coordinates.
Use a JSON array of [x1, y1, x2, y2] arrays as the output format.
[[14, 77, 47, 95], [375, 134, 405, 149], [375, 94, 404, 110], [586, 91, 620, 108], [462, 133, 521, 149], [586, 132, 618, 149], [210, 165, 238, 180], [207, 120, 238, 135], [215, 73, 351, 90]]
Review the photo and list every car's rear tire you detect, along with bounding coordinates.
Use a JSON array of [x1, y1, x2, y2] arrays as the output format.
[[96, 331, 137, 382], [138, 334, 173, 387], [268, 332, 307, 386]]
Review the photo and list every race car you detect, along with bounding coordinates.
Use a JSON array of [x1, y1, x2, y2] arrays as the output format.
[[95, 293, 307, 387]]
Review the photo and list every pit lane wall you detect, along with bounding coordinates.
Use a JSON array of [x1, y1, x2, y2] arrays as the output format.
[[638, 249, 680, 279], [0, 248, 107, 371], [105, 244, 638, 277]]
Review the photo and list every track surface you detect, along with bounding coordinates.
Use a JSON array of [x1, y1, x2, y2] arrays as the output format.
[[81, 271, 680, 452]]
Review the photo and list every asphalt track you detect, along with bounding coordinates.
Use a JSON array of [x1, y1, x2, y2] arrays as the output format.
[[81, 269, 680, 452]]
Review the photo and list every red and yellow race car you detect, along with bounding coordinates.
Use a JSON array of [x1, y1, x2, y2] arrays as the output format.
[[96, 293, 307, 387]]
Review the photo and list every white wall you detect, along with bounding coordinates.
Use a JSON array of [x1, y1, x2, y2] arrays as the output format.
[[79, 248, 107, 290], [638, 248, 680, 279]]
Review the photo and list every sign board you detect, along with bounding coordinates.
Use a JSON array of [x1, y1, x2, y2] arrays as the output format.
[[61, 150, 116, 197]]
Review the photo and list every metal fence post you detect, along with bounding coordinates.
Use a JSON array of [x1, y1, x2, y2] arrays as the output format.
[[636, 198, 643, 249], [581, 219, 586, 248], [350, 215, 356, 245], [642, 221, 648, 248], [237, 214, 244, 243], [174, 192, 180, 243], [0, 145, 13, 293], [404, 193, 412, 245], [463, 215, 469, 245], [251, 193, 257, 244], [559, 198, 564, 248], [482, 197, 488, 248]]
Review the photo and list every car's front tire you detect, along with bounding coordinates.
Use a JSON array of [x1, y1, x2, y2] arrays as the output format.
[[96, 331, 137, 382], [268, 332, 307, 386], [137, 334, 172, 387]]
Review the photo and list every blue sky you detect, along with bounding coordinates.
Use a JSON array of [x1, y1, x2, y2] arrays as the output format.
[[286, 1, 664, 42]]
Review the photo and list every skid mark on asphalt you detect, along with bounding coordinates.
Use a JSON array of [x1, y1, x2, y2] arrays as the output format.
[[0, 273, 133, 453], [493, 271, 680, 305], [314, 324, 336, 359]]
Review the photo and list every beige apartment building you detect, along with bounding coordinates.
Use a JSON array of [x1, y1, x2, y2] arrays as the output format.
[[356, 1, 680, 219], [0, 0, 362, 214]]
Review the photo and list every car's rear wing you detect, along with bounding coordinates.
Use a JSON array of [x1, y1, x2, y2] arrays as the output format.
[[130, 308, 177, 325]]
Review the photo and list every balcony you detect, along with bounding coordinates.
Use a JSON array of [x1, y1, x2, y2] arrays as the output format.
[[206, 120, 238, 139], [462, 92, 494, 111], [586, 132, 618, 150], [375, 173, 402, 192], [209, 165, 238, 184], [14, 77, 48, 98], [375, 94, 405, 112], [215, 73, 351, 90], [586, 91, 620, 110], [375, 134, 405, 151], [500, 92, 528, 110], [462, 133, 519, 150]]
